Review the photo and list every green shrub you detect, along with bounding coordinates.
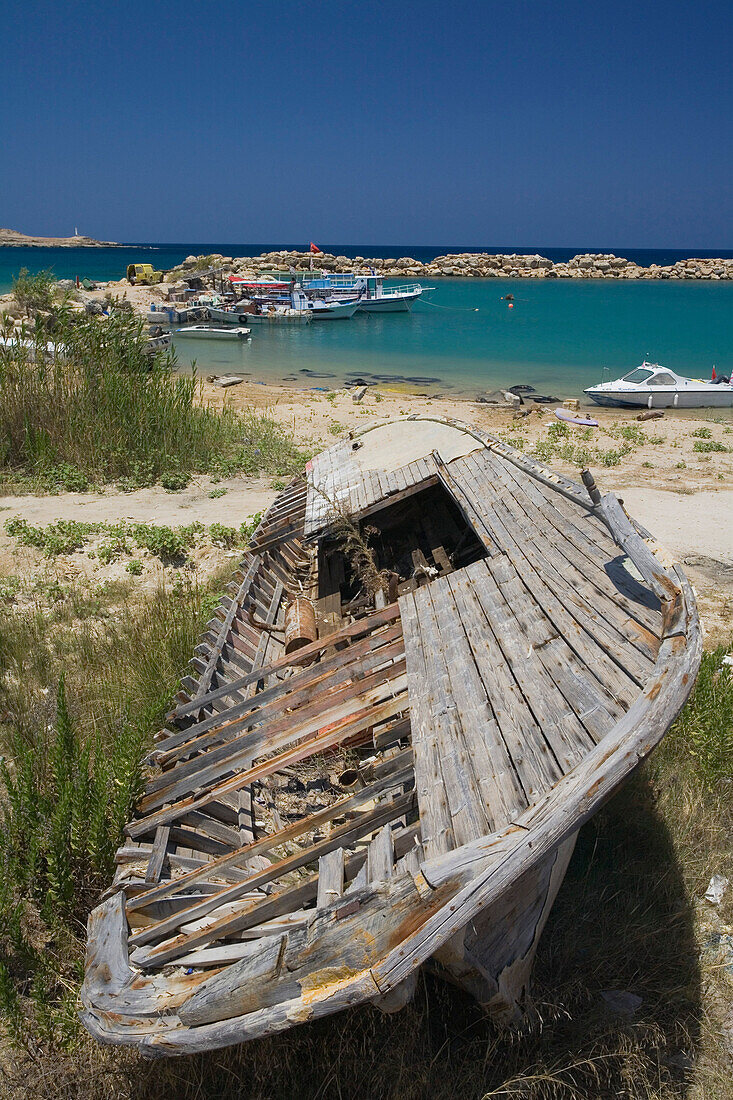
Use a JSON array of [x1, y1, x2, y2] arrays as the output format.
[[5, 516, 88, 557], [693, 440, 730, 453], [125, 559, 143, 575], [667, 646, 733, 782], [11, 268, 56, 315], [0, 576, 211, 1047], [691, 426, 712, 438], [208, 523, 238, 548], [239, 512, 263, 543], [160, 471, 190, 492]]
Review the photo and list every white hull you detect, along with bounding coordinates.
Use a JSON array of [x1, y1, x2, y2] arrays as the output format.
[[585, 361, 733, 409], [174, 326, 250, 341], [587, 388, 733, 409], [209, 305, 311, 326], [309, 301, 360, 320], [208, 306, 252, 325], [358, 296, 413, 313]]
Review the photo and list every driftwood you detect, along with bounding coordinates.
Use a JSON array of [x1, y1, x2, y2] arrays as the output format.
[[80, 417, 700, 1056]]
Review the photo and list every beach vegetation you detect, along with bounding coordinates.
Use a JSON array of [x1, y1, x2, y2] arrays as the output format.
[[328, 421, 345, 435], [0, 309, 305, 493], [0, 564, 729, 1096], [692, 439, 730, 453], [691, 426, 712, 438], [3, 515, 260, 565], [10, 267, 57, 315], [604, 423, 646, 446]]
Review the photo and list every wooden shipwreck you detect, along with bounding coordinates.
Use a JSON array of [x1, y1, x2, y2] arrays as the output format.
[[80, 415, 701, 1056]]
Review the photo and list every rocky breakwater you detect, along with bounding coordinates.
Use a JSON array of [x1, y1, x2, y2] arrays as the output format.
[[165, 250, 733, 282]]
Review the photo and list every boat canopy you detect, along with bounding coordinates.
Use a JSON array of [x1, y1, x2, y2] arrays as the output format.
[[622, 364, 679, 386]]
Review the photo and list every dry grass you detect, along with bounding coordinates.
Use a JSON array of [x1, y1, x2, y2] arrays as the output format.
[[0, 587, 731, 1099]]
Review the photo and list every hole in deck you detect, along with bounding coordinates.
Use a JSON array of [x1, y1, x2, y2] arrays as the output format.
[[317, 481, 487, 616]]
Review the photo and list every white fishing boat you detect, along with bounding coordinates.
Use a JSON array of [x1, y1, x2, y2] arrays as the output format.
[[281, 271, 429, 312], [173, 325, 251, 341], [585, 362, 733, 409], [291, 290, 361, 320]]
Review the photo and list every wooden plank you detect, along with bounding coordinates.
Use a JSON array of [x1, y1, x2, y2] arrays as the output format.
[[413, 583, 493, 845], [129, 792, 417, 967], [167, 603, 401, 726], [367, 824, 394, 882], [127, 687, 409, 839], [317, 848, 345, 908], [485, 457, 661, 660], [492, 454, 662, 629], [143, 641, 407, 808], [151, 621, 403, 771], [398, 592, 454, 859], [184, 557, 260, 714], [430, 572, 552, 813], [127, 749, 413, 912], [144, 826, 170, 884], [446, 456, 646, 699]]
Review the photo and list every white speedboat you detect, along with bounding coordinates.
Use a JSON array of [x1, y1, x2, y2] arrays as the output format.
[[174, 325, 251, 340], [585, 362, 733, 409]]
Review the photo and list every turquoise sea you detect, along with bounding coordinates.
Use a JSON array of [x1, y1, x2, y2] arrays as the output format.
[[2, 244, 732, 398]]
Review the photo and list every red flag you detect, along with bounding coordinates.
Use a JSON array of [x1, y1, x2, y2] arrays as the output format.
[[310, 242, 322, 254], [712, 365, 717, 380]]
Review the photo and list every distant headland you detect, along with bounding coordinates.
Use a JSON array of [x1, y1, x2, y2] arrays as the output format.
[[0, 227, 119, 248]]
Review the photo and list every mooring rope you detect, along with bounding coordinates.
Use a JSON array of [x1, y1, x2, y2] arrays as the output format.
[[419, 298, 480, 312]]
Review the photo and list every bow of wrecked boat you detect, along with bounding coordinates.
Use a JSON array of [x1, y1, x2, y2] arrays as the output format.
[[80, 415, 701, 1056]]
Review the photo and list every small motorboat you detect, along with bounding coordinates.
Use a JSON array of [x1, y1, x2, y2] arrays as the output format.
[[585, 362, 733, 409], [303, 298, 361, 320], [173, 325, 251, 341]]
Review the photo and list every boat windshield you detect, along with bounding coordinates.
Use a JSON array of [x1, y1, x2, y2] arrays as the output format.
[[622, 368, 654, 384]]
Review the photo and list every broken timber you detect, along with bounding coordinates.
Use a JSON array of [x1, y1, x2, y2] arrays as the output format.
[[81, 417, 700, 1056]]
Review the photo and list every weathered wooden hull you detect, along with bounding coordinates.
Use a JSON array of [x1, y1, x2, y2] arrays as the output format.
[[80, 416, 700, 1056]]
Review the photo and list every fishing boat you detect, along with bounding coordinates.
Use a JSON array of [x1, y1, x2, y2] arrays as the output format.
[[81, 415, 700, 1057], [585, 362, 733, 408], [173, 325, 251, 341], [265, 270, 430, 313], [290, 290, 361, 320], [209, 304, 312, 326]]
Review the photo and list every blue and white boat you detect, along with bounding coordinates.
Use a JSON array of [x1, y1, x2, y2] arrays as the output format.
[[292, 271, 427, 312]]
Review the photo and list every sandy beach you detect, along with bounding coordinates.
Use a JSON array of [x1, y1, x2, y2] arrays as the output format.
[[2, 375, 730, 642]]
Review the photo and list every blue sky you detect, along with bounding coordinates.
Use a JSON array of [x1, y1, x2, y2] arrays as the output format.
[[2, 0, 731, 246]]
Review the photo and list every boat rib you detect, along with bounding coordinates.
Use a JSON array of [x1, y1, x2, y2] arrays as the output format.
[[80, 416, 700, 1056]]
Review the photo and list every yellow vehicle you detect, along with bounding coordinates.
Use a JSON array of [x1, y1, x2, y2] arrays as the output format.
[[126, 263, 164, 286]]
